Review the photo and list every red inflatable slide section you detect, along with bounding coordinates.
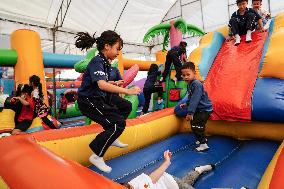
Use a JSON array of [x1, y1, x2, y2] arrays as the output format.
[[204, 31, 267, 121]]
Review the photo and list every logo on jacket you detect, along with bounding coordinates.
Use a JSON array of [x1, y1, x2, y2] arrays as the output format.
[[94, 71, 106, 76]]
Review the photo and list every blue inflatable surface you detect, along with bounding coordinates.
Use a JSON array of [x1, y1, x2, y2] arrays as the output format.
[[89, 133, 278, 188], [252, 78, 284, 122]]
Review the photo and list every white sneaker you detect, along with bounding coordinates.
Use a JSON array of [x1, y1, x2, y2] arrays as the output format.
[[196, 143, 209, 152], [246, 34, 252, 42], [246, 30, 252, 42], [234, 37, 241, 46], [111, 139, 128, 148], [234, 34, 241, 46], [89, 154, 112, 173], [0, 133, 11, 138]]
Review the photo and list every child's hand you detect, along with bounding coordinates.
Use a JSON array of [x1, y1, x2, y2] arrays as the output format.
[[10, 97, 16, 103], [164, 150, 172, 164], [11, 97, 20, 102], [126, 86, 141, 95], [116, 80, 124, 87], [180, 103, 187, 109], [259, 27, 266, 32], [186, 114, 193, 121]]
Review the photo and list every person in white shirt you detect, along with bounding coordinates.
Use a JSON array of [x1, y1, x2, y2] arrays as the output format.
[[121, 150, 214, 189]]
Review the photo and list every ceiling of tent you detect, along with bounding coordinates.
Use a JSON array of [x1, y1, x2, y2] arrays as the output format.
[[0, 0, 284, 57]]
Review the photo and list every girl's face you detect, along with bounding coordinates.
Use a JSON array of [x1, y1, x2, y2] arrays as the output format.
[[105, 42, 121, 61]]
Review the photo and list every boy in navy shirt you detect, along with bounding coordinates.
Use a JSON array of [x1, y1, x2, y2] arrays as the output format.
[[228, 0, 265, 46], [180, 62, 212, 152], [76, 31, 141, 173]]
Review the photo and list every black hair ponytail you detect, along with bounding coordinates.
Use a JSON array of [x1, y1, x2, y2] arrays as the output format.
[[75, 32, 97, 51], [75, 30, 123, 52]]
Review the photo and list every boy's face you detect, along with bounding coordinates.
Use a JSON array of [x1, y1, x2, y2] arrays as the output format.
[[181, 68, 195, 83], [252, 1, 261, 10], [237, 1, 248, 12]]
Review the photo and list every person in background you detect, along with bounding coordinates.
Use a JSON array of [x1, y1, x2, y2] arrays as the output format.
[[252, 0, 271, 27], [122, 150, 214, 189], [29, 75, 57, 129], [160, 41, 187, 84], [142, 64, 164, 115], [58, 93, 68, 117], [10, 84, 34, 135]]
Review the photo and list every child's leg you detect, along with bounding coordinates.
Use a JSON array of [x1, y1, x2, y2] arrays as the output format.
[[245, 12, 258, 31], [174, 170, 200, 188], [58, 109, 62, 117], [108, 94, 132, 119], [78, 97, 126, 155], [63, 109, 67, 115], [161, 52, 173, 82], [171, 55, 183, 81], [190, 114, 205, 144], [13, 120, 33, 134], [229, 17, 241, 45], [41, 116, 57, 129], [153, 85, 164, 105], [78, 97, 127, 172], [142, 89, 152, 113], [245, 12, 258, 42], [190, 112, 211, 145]]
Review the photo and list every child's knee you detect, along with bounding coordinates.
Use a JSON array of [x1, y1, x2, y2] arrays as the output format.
[[246, 12, 255, 19], [191, 125, 205, 132], [116, 120, 126, 131], [229, 17, 238, 24], [125, 101, 132, 113]]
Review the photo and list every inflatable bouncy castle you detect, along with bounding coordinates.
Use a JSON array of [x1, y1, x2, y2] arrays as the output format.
[[1, 13, 284, 189]]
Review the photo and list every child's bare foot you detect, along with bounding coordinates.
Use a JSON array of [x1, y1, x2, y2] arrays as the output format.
[[11, 129, 22, 135]]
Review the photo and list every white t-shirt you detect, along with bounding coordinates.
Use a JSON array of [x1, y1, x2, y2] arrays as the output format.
[[129, 173, 179, 189]]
